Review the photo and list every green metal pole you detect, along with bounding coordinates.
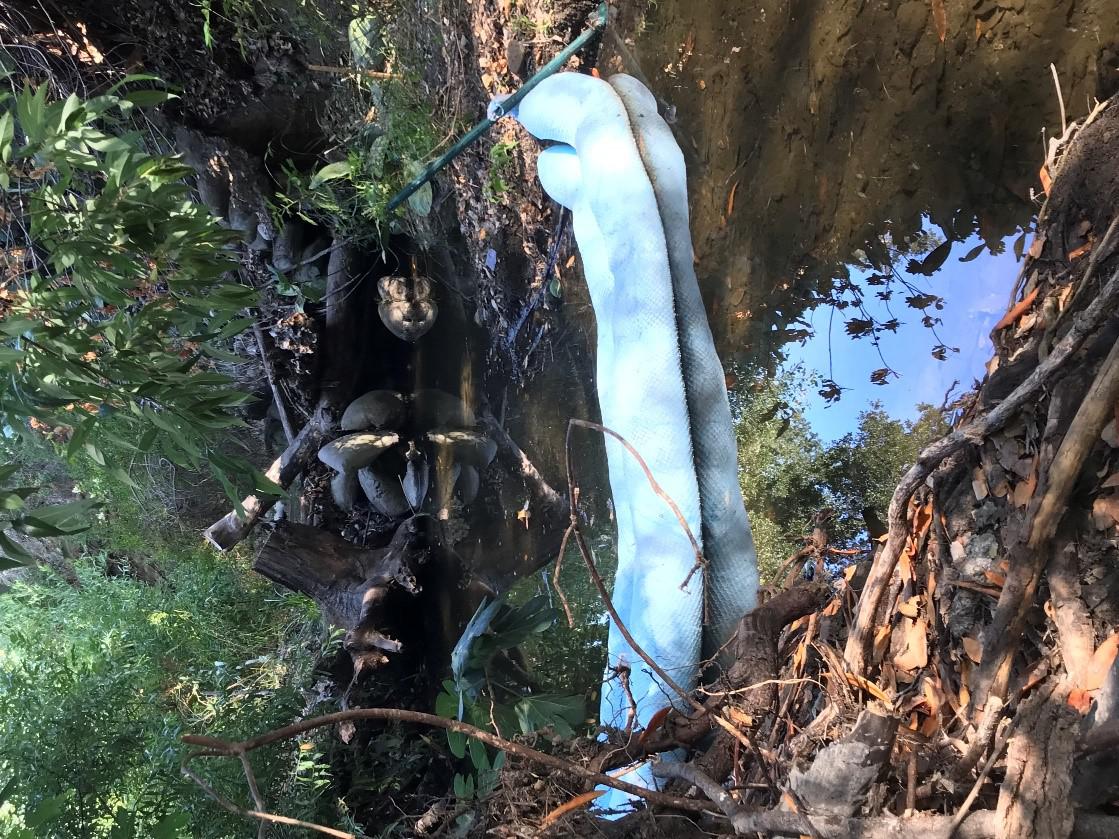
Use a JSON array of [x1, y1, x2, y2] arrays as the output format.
[[386, 2, 608, 213]]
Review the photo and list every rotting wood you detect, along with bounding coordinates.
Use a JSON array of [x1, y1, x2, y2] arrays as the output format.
[[788, 705, 899, 818]]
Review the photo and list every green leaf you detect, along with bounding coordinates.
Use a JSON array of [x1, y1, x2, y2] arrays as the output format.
[[447, 729, 466, 759], [84, 442, 107, 466], [150, 812, 190, 838], [105, 73, 163, 95], [467, 737, 488, 772], [24, 793, 66, 828], [15, 499, 99, 536], [0, 463, 20, 483], [958, 242, 987, 263], [309, 161, 351, 188], [0, 530, 35, 567], [0, 111, 13, 163]]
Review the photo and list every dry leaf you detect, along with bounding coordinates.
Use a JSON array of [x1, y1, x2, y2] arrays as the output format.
[[982, 569, 1006, 587], [1101, 419, 1119, 447], [726, 181, 739, 218], [962, 636, 983, 663], [930, 0, 947, 42], [1068, 688, 1093, 714], [898, 595, 922, 618], [639, 706, 671, 744], [994, 287, 1039, 330], [1039, 163, 1052, 195], [845, 671, 892, 702], [1012, 468, 1037, 508], [540, 790, 606, 828], [893, 618, 929, 671], [725, 707, 754, 728], [1069, 241, 1093, 260], [338, 720, 357, 744], [1101, 472, 1119, 489], [972, 466, 989, 500], [1092, 495, 1119, 530], [1085, 633, 1119, 691], [1028, 234, 1046, 259]]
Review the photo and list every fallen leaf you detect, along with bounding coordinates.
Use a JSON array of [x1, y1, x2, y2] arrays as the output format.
[[1068, 688, 1093, 714], [1039, 164, 1052, 195], [540, 790, 606, 828], [639, 706, 671, 744], [1085, 633, 1119, 691], [1092, 495, 1119, 530], [725, 707, 754, 728], [962, 636, 983, 663], [994, 287, 1039, 330], [338, 720, 356, 744], [1012, 467, 1037, 509], [1069, 241, 1093, 261], [1102, 419, 1119, 448], [897, 596, 922, 618], [972, 466, 989, 501], [726, 181, 739, 218], [893, 618, 929, 671], [1101, 472, 1119, 489], [845, 671, 892, 702], [930, 0, 947, 42], [982, 569, 1006, 587]]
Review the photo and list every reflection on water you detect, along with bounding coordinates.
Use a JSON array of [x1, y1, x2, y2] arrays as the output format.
[[605, 0, 1119, 383]]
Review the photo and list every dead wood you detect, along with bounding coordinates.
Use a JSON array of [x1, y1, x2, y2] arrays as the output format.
[[995, 685, 1080, 839], [789, 705, 898, 818], [971, 334, 1119, 707], [254, 519, 426, 669]]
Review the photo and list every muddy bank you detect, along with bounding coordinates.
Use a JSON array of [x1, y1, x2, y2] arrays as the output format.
[[605, 0, 1119, 366]]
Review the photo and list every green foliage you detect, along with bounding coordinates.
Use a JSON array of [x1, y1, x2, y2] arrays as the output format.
[[0, 456, 342, 837], [272, 30, 444, 241], [435, 595, 585, 794], [484, 139, 516, 202], [733, 368, 951, 579], [0, 81, 264, 519]]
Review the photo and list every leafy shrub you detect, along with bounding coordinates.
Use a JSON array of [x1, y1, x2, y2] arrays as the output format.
[[0, 78, 267, 537]]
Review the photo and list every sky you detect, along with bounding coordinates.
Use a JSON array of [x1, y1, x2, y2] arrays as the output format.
[[783, 234, 1020, 443]]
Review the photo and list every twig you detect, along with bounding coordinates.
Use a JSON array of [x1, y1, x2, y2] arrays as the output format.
[[564, 419, 706, 715], [252, 320, 295, 445], [552, 523, 575, 627], [1050, 63, 1067, 136], [181, 708, 714, 818], [845, 265, 1119, 674], [305, 63, 401, 79], [181, 765, 354, 839], [946, 717, 1016, 839], [567, 418, 707, 595]]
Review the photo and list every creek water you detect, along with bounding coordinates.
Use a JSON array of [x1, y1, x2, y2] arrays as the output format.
[[599, 0, 1119, 425]]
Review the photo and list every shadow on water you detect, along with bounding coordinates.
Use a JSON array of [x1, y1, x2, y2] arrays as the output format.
[[604, 0, 1119, 372]]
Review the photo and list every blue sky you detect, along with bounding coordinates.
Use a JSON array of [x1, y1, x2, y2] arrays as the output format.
[[783, 235, 1019, 442]]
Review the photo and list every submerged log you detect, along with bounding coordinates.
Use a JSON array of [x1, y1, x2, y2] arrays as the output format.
[[254, 519, 427, 668]]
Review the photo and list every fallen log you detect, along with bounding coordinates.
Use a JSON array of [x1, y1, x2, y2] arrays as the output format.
[[253, 518, 427, 669]]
